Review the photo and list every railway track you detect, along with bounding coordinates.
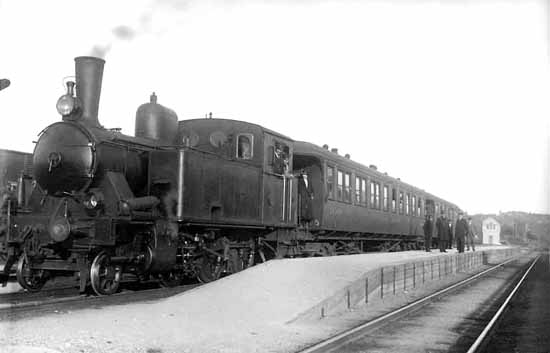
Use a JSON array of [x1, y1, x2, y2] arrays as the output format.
[[465, 255, 539, 352], [0, 282, 201, 321], [297, 253, 537, 353]]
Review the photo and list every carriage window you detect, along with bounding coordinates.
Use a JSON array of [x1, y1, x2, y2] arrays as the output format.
[[344, 172, 351, 203], [418, 198, 423, 217], [405, 194, 410, 215], [399, 191, 404, 214], [237, 134, 253, 160], [355, 177, 367, 206], [337, 170, 344, 201], [391, 188, 397, 213], [361, 179, 367, 206], [327, 166, 335, 199], [411, 195, 416, 216], [355, 177, 362, 204], [383, 185, 389, 211], [370, 181, 380, 209]]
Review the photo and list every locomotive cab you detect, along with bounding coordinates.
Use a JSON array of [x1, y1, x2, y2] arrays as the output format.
[[172, 118, 296, 228]]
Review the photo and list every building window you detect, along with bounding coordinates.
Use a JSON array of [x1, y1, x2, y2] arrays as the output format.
[[236, 134, 253, 159], [344, 172, 351, 203], [391, 188, 397, 213], [383, 185, 389, 211], [326, 166, 334, 199], [399, 192, 404, 214], [337, 170, 344, 201]]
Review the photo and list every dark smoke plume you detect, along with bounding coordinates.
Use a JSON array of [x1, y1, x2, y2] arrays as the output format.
[[88, 12, 152, 58]]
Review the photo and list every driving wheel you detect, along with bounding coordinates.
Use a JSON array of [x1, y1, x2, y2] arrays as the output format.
[[16, 255, 48, 292], [196, 253, 223, 283], [90, 251, 122, 296]]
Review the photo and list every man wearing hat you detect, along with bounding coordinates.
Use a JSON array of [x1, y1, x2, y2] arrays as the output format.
[[423, 215, 433, 252], [454, 212, 469, 253], [436, 211, 448, 252]]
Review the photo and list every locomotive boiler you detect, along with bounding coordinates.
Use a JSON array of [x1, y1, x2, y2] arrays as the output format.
[[1, 56, 462, 296]]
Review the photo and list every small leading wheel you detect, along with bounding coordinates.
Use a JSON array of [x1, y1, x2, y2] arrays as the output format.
[[16, 256, 48, 292], [90, 251, 122, 296]]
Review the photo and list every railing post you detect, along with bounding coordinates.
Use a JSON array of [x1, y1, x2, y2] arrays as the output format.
[[403, 264, 407, 291], [365, 277, 369, 304], [393, 266, 396, 294], [380, 267, 384, 299], [413, 263, 416, 288]]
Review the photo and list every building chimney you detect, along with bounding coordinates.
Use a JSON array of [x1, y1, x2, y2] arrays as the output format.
[[75, 56, 105, 127]]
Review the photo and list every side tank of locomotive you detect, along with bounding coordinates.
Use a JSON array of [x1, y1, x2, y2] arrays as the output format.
[[1, 57, 177, 294]]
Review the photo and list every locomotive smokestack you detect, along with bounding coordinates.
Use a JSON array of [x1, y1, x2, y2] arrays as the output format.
[[75, 56, 105, 127]]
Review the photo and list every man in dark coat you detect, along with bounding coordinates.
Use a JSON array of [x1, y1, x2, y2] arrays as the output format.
[[455, 213, 469, 253], [436, 213, 448, 252], [447, 219, 453, 249], [423, 215, 433, 252]]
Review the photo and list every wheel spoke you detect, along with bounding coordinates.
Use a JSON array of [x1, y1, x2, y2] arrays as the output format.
[[90, 252, 121, 296]]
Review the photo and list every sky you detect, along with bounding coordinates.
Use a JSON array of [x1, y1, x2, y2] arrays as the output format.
[[0, 0, 549, 215]]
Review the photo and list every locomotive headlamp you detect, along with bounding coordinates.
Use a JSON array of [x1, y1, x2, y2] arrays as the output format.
[[83, 191, 103, 210], [56, 81, 79, 116]]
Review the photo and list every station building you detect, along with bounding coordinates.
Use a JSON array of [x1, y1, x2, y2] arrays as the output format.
[[482, 217, 501, 244]]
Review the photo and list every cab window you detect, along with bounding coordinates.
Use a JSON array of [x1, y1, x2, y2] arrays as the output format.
[[271, 141, 289, 174], [237, 134, 253, 160]]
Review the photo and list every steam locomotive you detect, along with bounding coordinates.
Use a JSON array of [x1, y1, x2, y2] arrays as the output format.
[[0, 56, 460, 295]]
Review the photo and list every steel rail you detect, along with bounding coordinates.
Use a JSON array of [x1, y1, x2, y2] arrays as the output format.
[[297, 256, 522, 353], [0, 283, 201, 316], [465, 255, 540, 353]]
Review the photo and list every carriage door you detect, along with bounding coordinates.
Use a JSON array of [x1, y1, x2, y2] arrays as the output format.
[[263, 136, 294, 225]]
